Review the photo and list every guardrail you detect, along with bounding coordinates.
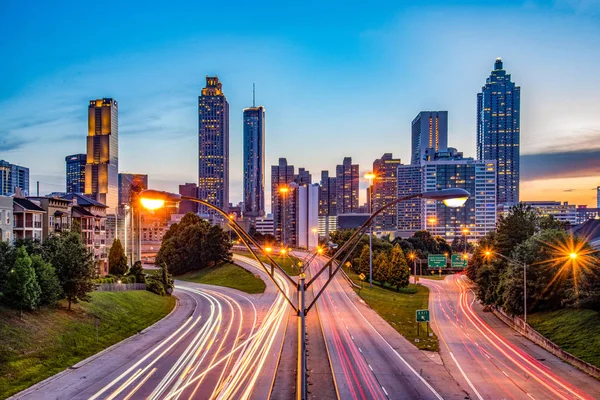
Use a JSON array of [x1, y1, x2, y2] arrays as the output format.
[[96, 283, 146, 292]]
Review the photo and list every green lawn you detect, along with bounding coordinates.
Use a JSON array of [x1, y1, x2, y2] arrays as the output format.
[[346, 269, 439, 351], [232, 250, 302, 276], [0, 291, 175, 399], [178, 262, 266, 294], [419, 274, 447, 281], [528, 309, 600, 369]]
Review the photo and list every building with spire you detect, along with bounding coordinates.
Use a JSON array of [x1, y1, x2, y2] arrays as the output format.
[[477, 58, 520, 206], [198, 76, 229, 214], [243, 92, 265, 218]]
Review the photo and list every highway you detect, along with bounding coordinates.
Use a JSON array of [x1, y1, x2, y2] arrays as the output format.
[[13, 255, 290, 400], [422, 274, 600, 400], [305, 254, 467, 400]]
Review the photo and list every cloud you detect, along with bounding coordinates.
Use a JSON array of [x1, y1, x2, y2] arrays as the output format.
[[521, 148, 600, 181], [0, 134, 32, 152]]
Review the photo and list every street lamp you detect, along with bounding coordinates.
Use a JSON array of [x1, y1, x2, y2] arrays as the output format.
[[140, 187, 469, 400], [409, 252, 417, 284], [428, 217, 437, 234], [279, 186, 289, 249], [364, 172, 376, 287], [462, 228, 469, 256]]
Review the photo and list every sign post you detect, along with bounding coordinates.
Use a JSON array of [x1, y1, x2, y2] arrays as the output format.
[[451, 254, 468, 268], [416, 309, 430, 336]]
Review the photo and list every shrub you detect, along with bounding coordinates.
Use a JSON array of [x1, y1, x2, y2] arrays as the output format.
[[146, 279, 166, 296]]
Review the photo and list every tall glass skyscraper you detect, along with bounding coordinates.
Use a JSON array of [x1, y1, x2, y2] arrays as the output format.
[[335, 157, 359, 214], [198, 76, 229, 214], [65, 154, 86, 193], [477, 58, 521, 206], [243, 106, 265, 218], [0, 160, 29, 196], [411, 111, 448, 165], [85, 98, 118, 214]]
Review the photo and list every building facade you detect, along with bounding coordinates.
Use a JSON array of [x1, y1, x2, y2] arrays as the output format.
[[118, 173, 148, 206], [597, 187, 600, 208], [0, 196, 13, 242], [372, 153, 402, 232], [243, 106, 265, 218], [397, 164, 423, 237], [294, 168, 312, 185], [27, 197, 72, 239], [255, 216, 274, 235], [477, 58, 520, 206], [0, 160, 29, 197], [296, 184, 319, 250], [521, 201, 577, 226], [335, 157, 359, 215], [411, 111, 448, 165], [12, 197, 45, 242], [198, 76, 229, 214], [179, 183, 199, 214], [576, 206, 600, 225], [66, 154, 86, 194]]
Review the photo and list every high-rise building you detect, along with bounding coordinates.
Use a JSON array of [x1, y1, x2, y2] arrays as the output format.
[[519, 201, 577, 226], [477, 58, 521, 206], [0, 160, 30, 197], [398, 149, 497, 242], [118, 173, 148, 206], [198, 76, 229, 214], [576, 206, 600, 225], [271, 157, 295, 221], [319, 171, 337, 217], [273, 182, 298, 246], [411, 111, 448, 165], [65, 154, 86, 194], [372, 153, 402, 231], [294, 168, 312, 185], [296, 184, 319, 250], [243, 105, 265, 218], [179, 183, 199, 214], [597, 187, 600, 208], [85, 98, 118, 214], [335, 157, 359, 215]]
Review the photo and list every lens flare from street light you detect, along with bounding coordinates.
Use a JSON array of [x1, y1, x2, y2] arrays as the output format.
[[364, 173, 376, 180], [462, 228, 469, 234], [428, 218, 437, 224], [265, 247, 272, 253], [280, 248, 287, 255], [279, 186, 289, 194], [311, 228, 318, 234], [317, 247, 323, 254], [443, 197, 468, 208], [140, 198, 165, 210], [570, 252, 578, 259]]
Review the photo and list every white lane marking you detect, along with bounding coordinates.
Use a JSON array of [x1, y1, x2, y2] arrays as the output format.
[[358, 347, 362, 353], [450, 351, 485, 400], [382, 386, 389, 396], [368, 364, 373, 371], [502, 370, 509, 377]]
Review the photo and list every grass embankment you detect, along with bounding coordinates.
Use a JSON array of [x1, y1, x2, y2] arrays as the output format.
[[528, 309, 600, 369], [232, 250, 301, 276], [345, 269, 439, 351], [419, 274, 447, 281], [0, 291, 175, 399], [178, 262, 266, 294]]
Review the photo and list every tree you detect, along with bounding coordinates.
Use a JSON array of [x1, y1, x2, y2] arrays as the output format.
[[52, 230, 96, 310], [129, 260, 146, 283], [373, 252, 390, 286], [161, 262, 174, 295], [356, 245, 371, 276], [0, 241, 16, 295], [495, 203, 540, 255], [31, 254, 62, 306], [108, 238, 128, 276], [2, 247, 41, 313], [388, 244, 410, 290]]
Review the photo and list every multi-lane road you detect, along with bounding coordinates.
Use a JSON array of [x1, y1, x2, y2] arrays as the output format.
[[422, 274, 600, 400], [12, 252, 600, 400]]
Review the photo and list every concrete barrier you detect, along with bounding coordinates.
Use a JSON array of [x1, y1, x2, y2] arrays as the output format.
[[491, 306, 600, 379]]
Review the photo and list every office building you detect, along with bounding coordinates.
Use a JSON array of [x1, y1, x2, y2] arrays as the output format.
[[255, 216, 274, 235], [372, 153, 402, 231], [520, 201, 577, 226], [477, 58, 521, 206], [85, 98, 118, 214], [273, 181, 298, 246], [118, 173, 148, 206], [576, 206, 600, 225], [296, 184, 319, 250], [411, 111, 448, 165], [198, 76, 229, 214], [318, 171, 338, 237], [243, 105, 265, 218], [65, 154, 86, 194], [0, 196, 13, 242], [179, 183, 199, 214], [398, 149, 497, 242], [335, 157, 359, 214], [294, 168, 312, 185], [271, 158, 295, 212], [0, 160, 29, 197]]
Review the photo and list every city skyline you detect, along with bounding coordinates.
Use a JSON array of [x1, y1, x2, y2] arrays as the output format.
[[2, 2, 600, 208]]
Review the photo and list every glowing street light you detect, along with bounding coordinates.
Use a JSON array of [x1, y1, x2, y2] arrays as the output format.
[[265, 246, 272, 253], [570, 252, 578, 260], [140, 198, 165, 210]]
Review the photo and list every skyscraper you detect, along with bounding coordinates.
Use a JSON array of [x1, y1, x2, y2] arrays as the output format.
[[271, 158, 295, 214], [243, 105, 265, 218], [319, 171, 337, 217], [85, 98, 118, 214], [118, 173, 148, 206], [271, 158, 295, 244], [198, 76, 229, 214], [179, 183, 199, 215], [372, 153, 402, 231], [66, 154, 86, 194], [0, 160, 29, 196], [477, 58, 520, 206], [294, 168, 312, 185], [411, 111, 448, 165], [335, 157, 359, 214]]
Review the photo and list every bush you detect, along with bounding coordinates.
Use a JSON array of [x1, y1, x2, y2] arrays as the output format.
[[146, 279, 166, 296]]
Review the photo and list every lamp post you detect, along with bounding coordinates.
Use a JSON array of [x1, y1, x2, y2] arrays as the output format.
[[364, 172, 376, 287], [462, 227, 469, 256], [279, 186, 289, 249], [409, 252, 417, 284], [140, 187, 469, 400]]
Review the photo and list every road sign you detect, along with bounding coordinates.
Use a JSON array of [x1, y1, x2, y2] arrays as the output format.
[[359, 273, 366, 281], [451, 254, 468, 268], [428, 254, 447, 268], [416, 309, 430, 322]]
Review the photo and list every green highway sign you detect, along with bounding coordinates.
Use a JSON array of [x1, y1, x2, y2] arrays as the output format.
[[428, 254, 447, 268], [416, 309, 430, 322], [451, 254, 468, 268]]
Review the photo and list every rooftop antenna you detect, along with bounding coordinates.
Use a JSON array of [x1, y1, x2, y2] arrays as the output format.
[[253, 82, 255, 107]]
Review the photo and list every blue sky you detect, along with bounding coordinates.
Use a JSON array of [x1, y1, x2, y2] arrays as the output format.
[[2, 0, 600, 208]]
